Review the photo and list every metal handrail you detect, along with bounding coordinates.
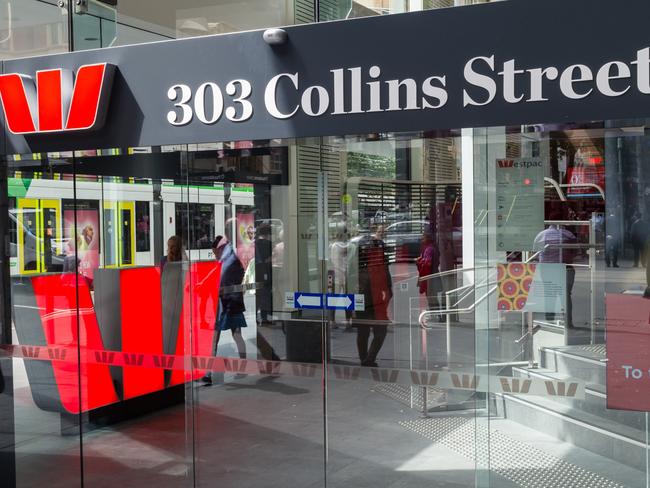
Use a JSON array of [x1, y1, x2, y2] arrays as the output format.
[[419, 285, 498, 329], [447, 278, 496, 310], [559, 183, 605, 200], [544, 177, 567, 202], [417, 267, 480, 284]]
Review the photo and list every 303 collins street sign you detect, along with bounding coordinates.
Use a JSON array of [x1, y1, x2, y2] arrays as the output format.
[[2, 0, 650, 154]]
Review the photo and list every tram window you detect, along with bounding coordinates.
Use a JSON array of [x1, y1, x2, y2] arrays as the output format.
[[176, 203, 215, 250], [121, 207, 133, 265], [135, 201, 151, 252], [191, 203, 215, 249]]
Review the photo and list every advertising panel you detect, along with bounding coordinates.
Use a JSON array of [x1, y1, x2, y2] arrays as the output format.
[[495, 158, 545, 252], [606, 294, 650, 411], [236, 211, 256, 270], [497, 262, 566, 314], [63, 207, 100, 281]]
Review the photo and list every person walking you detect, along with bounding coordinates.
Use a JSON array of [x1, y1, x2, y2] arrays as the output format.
[[630, 212, 647, 268], [355, 224, 392, 367], [202, 235, 247, 385]]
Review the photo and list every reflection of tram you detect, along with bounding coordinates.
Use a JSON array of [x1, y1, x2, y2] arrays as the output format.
[[8, 174, 255, 276]]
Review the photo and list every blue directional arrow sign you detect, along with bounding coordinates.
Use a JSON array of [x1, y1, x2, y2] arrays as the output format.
[[325, 293, 355, 311], [294, 292, 324, 309]]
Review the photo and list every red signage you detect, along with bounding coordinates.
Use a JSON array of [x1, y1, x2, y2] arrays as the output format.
[[566, 165, 605, 197], [606, 294, 650, 411], [0, 63, 114, 134], [22, 262, 220, 414]]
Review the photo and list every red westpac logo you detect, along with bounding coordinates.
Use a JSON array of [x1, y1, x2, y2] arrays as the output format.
[[0, 63, 115, 135], [498, 159, 514, 168]]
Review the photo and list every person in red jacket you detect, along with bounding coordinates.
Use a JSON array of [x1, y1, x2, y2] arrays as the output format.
[[356, 224, 393, 367]]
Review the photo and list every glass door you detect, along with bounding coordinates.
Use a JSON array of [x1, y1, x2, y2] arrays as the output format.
[[15, 198, 61, 275], [475, 123, 650, 488], [183, 141, 328, 488], [103, 200, 135, 268], [321, 132, 478, 488]]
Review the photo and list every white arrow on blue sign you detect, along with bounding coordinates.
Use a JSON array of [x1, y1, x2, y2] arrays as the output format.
[[325, 293, 355, 311], [294, 292, 323, 309]]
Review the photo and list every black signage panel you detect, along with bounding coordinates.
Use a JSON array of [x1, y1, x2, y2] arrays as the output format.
[[2, 0, 650, 153]]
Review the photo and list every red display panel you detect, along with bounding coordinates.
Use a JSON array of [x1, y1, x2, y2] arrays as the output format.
[[32, 274, 119, 414], [606, 294, 650, 411], [171, 261, 221, 385], [120, 266, 165, 399], [26, 261, 222, 414]]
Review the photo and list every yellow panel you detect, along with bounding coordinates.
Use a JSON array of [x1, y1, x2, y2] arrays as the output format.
[[17, 198, 41, 275], [118, 201, 136, 267]]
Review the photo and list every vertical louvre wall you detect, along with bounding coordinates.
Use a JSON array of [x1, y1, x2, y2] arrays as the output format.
[[295, 141, 344, 292], [296, 143, 343, 216], [353, 180, 461, 225], [425, 137, 460, 182], [295, 0, 315, 23], [424, 0, 455, 9]]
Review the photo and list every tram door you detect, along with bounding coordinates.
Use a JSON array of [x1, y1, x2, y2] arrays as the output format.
[[103, 201, 135, 267], [16, 198, 61, 274]]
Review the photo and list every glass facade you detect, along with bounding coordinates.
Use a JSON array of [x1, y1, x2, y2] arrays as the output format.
[[3, 2, 650, 488]]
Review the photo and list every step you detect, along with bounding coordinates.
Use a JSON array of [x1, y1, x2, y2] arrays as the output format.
[[496, 391, 647, 471], [512, 366, 646, 431], [540, 345, 606, 386]]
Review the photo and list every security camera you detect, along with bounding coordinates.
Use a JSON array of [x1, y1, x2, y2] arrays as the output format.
[[263, 28, 288, 45]]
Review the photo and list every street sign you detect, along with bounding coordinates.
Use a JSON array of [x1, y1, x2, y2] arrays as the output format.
[[325, 293, 355, 311], [294, 292, 324, 309]]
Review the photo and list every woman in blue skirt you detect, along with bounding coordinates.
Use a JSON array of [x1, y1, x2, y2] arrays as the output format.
[[202, 235, 247, 384]]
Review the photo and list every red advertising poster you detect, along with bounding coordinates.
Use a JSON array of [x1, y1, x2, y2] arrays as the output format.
[[236, 211, 256, 269], [567, 165, 605, 197], [64, 209, 100, 281], [606, 294, 650, 411]]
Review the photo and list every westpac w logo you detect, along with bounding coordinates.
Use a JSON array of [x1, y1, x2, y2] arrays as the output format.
[[0, 63, 115, 134], [497, 159, 515, 168]]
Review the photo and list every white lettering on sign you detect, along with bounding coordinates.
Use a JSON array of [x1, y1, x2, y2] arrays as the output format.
[[165, 47, 650, 126], [166, 78, 254, 126]]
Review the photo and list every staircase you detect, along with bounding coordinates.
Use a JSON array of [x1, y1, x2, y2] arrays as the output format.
[[496, 345, 649, 471]]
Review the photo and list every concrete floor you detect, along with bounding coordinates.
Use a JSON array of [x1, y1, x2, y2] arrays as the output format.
[[8, 362, 647, 488]]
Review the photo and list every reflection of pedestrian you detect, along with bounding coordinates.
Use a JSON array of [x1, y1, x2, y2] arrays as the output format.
[[605, 211, 620, 268], [642, 227, 650, 297], [136, 214, 149, 249], [417, 233, 441, 314], [202, 236, 247, 385], [356, 224, 392, 367], [160, 235, 186, 269], [630, 213, 647, 268], [533, 214, 576, 328], [255, 223, 273, 326]]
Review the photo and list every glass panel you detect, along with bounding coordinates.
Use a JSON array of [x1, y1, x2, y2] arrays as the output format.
[[476, 122, 650, 487], [72, 0, 294, 50], [0, 0, 68, 60], [2, 161, 82, 488], [0, 152, 192, 488], [323, 132, 476, 487], [185, 140, 327, 488]]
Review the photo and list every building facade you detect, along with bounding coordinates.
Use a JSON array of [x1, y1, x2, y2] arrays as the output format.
[[1, 1, 650, 487]]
